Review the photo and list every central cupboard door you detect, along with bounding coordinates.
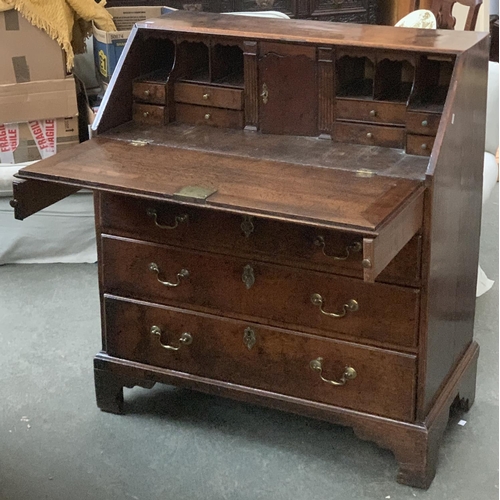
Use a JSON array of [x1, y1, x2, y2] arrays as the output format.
[[258, 42, 318, 136]]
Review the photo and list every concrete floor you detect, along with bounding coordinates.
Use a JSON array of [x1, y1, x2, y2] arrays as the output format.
[[0, 188, 498, 500]]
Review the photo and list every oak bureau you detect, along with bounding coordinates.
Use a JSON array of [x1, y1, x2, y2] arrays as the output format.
[[10, 12, 489, 488]]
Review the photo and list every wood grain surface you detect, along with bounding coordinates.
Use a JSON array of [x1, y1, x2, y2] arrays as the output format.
[[16, 136, 423, 233]]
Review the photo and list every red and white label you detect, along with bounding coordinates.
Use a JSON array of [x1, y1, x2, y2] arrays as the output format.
[[0, 123, 19, 164], [28, 120, 57, 159]]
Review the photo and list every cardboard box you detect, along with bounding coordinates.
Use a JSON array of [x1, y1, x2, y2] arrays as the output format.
[[0, 9, 67, 85], [0, 77, 78, 124], [0, 117, 79, 164], [0, 76, 79, 164], [93, 6, 175, 85]]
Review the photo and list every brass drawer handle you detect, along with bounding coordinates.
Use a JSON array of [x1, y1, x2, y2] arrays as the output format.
[[314, 236, 362, 261], [369, 109, 377, 117], [146, 208, 189, 230], [421, 120, 428, 127], [311, 293, 359, 318], [310, 357, 356, 386], [203, 93, 210, 100], [143, 111, 149, 118], [150, 325, 192, 351], [204, 113, 211, 120], [366, 132, 373, 139], [144, 89, 150, 96], [149, 263, 189, 287]]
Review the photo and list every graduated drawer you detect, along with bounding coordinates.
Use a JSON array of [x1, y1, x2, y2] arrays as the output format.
[[104, 296, 417, 422], [174, 82, 244, 110], [176, 103, 244, 128], [406, 112, 441, 136], [98, 193, 422, 287], [406, 135, 435, 157], [133, 103, 168, 126], [133, 81, 167, 105], [101, 236, 420, 349], [336, 99, 406, 125], [333, 122, 405, 149]]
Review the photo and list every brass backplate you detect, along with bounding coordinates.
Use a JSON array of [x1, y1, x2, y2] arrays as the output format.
[[173, 185, 217, 203]]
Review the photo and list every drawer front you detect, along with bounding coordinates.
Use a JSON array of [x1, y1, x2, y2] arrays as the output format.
[[133, 81, 167, 105], [406, 134, 435, 157], [406, 112, 441, 136], [333, 122, 405, 149], [176, 103, 244, 128], [101, 236, 420, 348], [336, 99, 406, 125], [174, 82, 244, 110], [99, 193, 422, 286], [105, 297, 417, 421], [133, 103, 167, 126]]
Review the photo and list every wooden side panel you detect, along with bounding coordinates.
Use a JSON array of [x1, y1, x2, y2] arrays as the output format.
[[418, 40, 489, 418], [10, 178, 79, 220]]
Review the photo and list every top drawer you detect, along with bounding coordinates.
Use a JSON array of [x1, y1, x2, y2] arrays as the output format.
[[174, 82, 244, 110], [336, 99, 406, 125], [98, 193, 422, 287]]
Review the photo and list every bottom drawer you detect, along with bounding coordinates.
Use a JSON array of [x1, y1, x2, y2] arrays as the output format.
[[105, 296, 417, 422]]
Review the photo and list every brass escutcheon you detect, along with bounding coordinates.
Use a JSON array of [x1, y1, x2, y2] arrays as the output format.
[[311, 293, 359, 318], [242, 264, 255, 290], [150, 325, 193, 351], [314, 236, 362, 261], [310, 357, 356, 386], [241, 215, 255, 238], [261, 83, 269, 104], [243, 327, 256, 350]]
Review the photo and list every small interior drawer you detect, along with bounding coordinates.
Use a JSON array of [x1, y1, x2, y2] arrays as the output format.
[[133, 81, 167, 105], [333, 122, 405, 149], [132, 103, 168, 126], [336, 99, 406, 125], [174, 82, 244, 110], [406, 112, 441, 136], [175, 103, 244, 128], [406, 134, 435, 156], [105, 296, 417, 421]]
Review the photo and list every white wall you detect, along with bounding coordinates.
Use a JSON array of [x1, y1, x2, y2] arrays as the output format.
[[453, 0, 491, 31]]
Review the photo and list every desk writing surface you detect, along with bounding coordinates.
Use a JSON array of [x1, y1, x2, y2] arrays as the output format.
[[106, 123, 429, 181], [16, 135, 423, 233]]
